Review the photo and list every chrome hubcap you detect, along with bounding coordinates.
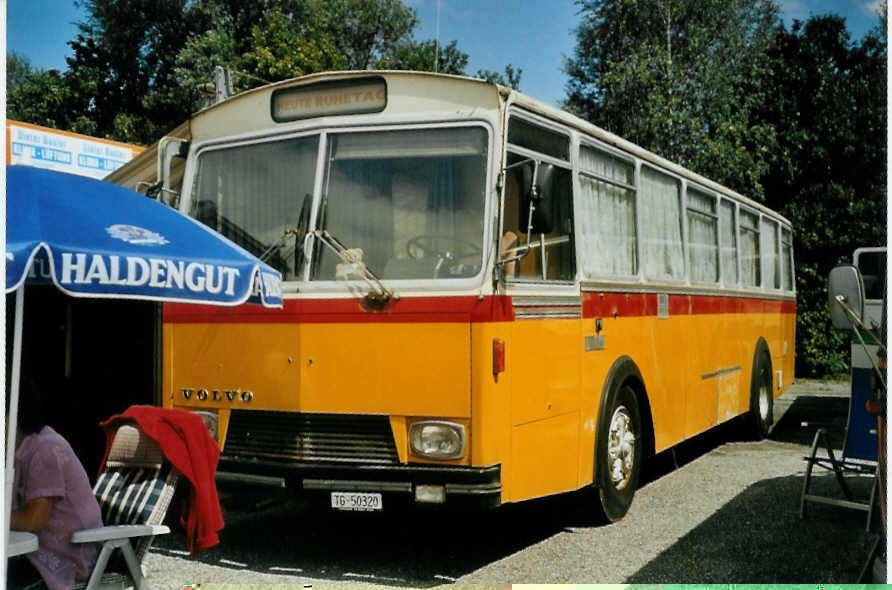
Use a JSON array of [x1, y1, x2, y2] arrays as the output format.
[[608, 405, 636, 490], [759, 369, 770, 421]]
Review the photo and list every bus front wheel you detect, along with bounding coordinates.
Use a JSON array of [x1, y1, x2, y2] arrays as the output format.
[[749, 341, 774, 440], [595, 383, 642, 522]]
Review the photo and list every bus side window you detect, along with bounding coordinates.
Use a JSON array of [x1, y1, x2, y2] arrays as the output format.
[[542, 167, 575, 281], [856, 250, 887, 301], [502, 156, 574, 282], [502, 162, 540, 280]]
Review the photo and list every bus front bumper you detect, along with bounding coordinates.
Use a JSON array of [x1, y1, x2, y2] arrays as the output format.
[[216, 456, 502, 510]]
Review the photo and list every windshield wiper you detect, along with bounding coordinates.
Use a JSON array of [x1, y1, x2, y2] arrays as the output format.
[[311, 229, 397, 308], [260, 194, 313, 275], [260, 227, 301, 263]]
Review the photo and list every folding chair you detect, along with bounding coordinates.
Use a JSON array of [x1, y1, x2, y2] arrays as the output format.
[[70, 423, 180, 590], [799, 375, 880, 531]]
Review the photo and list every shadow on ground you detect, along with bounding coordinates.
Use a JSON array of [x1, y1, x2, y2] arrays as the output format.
[[152, 487, 573, 586], [150, 390, 873, 585], [772, 395, 852, 447], [626, 472, 877, 583], [627, 391, 878, 583]]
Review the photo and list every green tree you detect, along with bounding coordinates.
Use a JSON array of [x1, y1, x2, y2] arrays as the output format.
[[176, 1, 347, 95], [7, 52, 35, 95], [475, 64, 523, 89], [175, 0, 422, 94], [324, 0, 417, 69], [375, 39, 469, 74], [8, 68, 74, 130], [65, 0, 200, 143], [759, 15, 887, 378], [13, 0, 517, 147], [565, 0, 780, 200], [244, 6, 346, 81]]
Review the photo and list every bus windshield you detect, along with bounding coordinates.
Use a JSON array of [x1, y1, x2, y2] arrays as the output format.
[[190, 126, 488, 283]]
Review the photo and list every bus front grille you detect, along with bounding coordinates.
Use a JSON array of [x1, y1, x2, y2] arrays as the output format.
[[223, 410, 399, 464]]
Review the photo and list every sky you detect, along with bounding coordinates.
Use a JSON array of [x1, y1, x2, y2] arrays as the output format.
[[5, 0, 885, 108]]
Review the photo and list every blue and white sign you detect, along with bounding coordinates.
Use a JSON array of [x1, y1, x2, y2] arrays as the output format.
[[8, 122, 141, 180], [6, 165, 283, 307]]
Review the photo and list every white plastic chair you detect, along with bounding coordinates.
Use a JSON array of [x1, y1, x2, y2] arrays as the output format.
[[71, 423, 179, 590]]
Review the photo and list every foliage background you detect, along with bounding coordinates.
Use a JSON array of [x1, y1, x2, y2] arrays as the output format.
[[8, 0, 886, 379], [565, 0, 886, 378]]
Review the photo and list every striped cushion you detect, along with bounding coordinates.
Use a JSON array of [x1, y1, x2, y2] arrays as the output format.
[[94, 463, 175, 526]]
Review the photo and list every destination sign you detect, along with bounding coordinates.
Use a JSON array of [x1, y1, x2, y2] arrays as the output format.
[[272, 78, 387, 122]]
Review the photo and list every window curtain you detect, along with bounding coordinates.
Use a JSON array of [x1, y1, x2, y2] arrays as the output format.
[[720, 200, 738, 286], [192, 137, 318, 280], [781, 228, 794, 291], [578, 146, 637, 278], [578, 177, 637, 277], [640, 167, 684, 281], [761, 218, 780, 289], [740, 210, 760, 287], [687, 190, 718, 283], [429, 160, 457, 235], [320, 156, 393, 276]]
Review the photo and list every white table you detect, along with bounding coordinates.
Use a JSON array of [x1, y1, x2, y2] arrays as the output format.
[[7, 530, 38, 557]]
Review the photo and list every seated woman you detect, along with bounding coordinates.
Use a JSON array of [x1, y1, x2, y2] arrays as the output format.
[[8, 379, 103, 590]]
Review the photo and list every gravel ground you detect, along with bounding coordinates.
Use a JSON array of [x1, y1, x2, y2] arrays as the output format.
[[140, 380, 883, 586]]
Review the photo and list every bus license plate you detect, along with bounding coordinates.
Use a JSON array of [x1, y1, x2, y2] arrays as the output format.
[[330, 492, 382, 511]]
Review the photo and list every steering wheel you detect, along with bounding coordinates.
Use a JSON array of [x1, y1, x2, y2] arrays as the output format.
[[406, 235, 481, 262]]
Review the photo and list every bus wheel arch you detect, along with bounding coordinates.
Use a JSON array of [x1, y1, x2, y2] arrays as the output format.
[[593, 356, 652, 522], [749, 338, 774, 440]]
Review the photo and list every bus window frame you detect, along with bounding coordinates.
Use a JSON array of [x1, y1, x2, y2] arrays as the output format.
[[576, 138, 640, 283], [759, 215, 783, 293], [184, 128, 325, 290], [501, 107, 577, 286], [638, 161, 687, 285], [853, 246, 885, 303], [684, 182, 721, 286], [737, 203, 763, 291], [781, 225, 796, 295], [182, 119, 498, 294], [717, 197, 740, 290], [308, 121, 496, 293]]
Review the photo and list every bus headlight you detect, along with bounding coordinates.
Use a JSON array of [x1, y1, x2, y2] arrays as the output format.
[[409, 420, 466, 460], [191, 410, 219, 440]]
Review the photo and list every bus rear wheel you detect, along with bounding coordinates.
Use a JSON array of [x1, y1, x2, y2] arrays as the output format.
[[596, 384, 642, 522], [749, 342, 774, 440]]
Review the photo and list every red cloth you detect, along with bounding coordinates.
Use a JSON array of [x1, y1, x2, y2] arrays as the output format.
[[100, 406, 224, 556]]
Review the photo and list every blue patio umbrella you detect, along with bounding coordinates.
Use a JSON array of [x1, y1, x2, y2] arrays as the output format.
[[3, 165, 282, 571]]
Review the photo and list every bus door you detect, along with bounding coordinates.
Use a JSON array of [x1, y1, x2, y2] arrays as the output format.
[[500, 115, 581, 501]]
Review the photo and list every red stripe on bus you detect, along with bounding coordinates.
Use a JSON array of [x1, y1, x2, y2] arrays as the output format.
[[165, 293, 795, 324], [164, 295, 517, 324], [581, 292, 796, 318]]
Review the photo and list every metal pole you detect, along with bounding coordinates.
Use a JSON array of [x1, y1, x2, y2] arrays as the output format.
[[5, 283, 24, 574], [0, 0, 7, 581]]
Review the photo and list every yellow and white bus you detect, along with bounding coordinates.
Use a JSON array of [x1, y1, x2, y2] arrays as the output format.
[[110, 71, 796, 520]]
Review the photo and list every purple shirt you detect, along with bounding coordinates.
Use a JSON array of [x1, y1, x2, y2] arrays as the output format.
[[13, 426, 103, 590]]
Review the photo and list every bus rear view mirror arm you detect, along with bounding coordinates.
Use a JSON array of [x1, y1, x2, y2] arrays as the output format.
[[498, 158, 554, 270]]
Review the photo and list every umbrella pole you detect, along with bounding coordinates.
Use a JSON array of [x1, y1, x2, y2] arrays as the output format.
[[5, 283, 25, 548]]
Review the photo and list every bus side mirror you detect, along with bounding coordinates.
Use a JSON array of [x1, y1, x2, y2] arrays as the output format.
[[518, 162, 555, 234], [828, 265, 865, 329], [158, 137, 190, 208]]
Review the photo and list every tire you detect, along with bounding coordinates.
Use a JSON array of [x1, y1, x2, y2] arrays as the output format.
[[595, 383, 643, 522], [749, 341, 774, 440]]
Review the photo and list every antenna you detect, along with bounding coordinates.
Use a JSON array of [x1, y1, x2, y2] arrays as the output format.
[[434, 0, 440, 73]]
